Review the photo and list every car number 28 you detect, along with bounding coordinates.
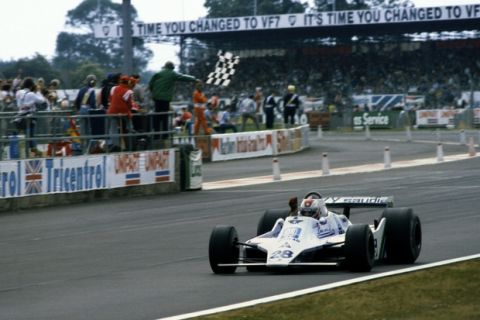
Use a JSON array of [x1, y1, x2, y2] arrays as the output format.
[[270, 250, 294, 259]]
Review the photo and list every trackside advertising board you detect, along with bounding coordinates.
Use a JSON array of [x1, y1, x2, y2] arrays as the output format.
[[210, 125, 309, 161], [353, 112, 394, 129], [0, 150, 175, 199], [474, 109, 480, 125], [416, 109, 456, 127], [94, 4, 480, 38]]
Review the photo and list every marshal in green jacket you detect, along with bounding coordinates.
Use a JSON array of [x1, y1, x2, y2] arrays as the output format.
[[148, 67, 197, 102]]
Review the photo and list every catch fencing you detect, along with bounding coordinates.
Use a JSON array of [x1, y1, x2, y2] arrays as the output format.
[[0, 110, 176, 160]]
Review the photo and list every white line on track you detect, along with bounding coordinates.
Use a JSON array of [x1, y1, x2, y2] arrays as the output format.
[[202, 153, 479, 190], [158, 254, 480, 320]]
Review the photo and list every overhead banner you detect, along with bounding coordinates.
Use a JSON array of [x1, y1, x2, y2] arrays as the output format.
[[93, 4, 480, 38]]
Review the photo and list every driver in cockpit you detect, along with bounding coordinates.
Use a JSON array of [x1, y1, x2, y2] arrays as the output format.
[[298, 197, 328, 219]]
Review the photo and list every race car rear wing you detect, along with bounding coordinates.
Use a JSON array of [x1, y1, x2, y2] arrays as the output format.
[[323, 196, 394, 218]]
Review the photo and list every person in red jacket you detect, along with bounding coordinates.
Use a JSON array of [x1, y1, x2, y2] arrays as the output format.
[[107, 75, 133, 152]]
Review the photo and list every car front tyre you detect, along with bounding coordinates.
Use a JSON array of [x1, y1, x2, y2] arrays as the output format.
[[209, 225, 239, 274], [345, 224, 375, 272]]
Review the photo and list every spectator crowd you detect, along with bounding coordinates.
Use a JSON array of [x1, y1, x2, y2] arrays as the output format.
[[1, 38, 479, 158], [183, 39, 480, 111]]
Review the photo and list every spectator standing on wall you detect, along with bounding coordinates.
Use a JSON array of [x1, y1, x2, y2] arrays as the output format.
[[263, 90, 279, 129], [148, 61, 199, 141], [176, 106, 193, 135], [107, 76, 133, 152], [239, 94, 260, 132], [128, 76, 145, 133], [130, 74, 145, 109], [0, 81, 15, 111], [283, 84, 300, 128], [98, 73, 121, 110], [14, 77, 45, 157], [74, 74, 97, 151], [46, 79, 61, 110]]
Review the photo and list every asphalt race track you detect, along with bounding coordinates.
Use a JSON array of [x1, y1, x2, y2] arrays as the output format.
[[1, 131, 479, 320]]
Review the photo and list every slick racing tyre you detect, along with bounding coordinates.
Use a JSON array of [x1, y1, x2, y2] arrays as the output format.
[[209, 225, 239, 274], [257, 209, 289, 236], [381, 207, 422, 264], [345, 224, 375, 272]]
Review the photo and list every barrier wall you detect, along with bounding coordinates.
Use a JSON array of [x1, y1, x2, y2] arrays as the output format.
[[0, 149, 179, 212], [173, 125, 310, 162], [210, 125, 310, 161]]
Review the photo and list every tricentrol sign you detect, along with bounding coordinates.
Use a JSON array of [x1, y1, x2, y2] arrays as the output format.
[[93, 4, 480, 38]]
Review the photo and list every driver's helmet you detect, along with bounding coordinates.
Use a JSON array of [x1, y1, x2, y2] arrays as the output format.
[[299, 198, 323, 218]]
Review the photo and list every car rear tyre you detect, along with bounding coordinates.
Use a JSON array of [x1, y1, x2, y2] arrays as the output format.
[[381, 208, 422, 264], [209, 225, 239, 274], [345, 224, 375, 272], [257, 209, 289, 236]]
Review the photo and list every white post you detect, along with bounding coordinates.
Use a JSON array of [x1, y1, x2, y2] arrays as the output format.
[[384, 146, 391, 169], [365, 124, 371, 140], [405, 126, 412, 142], [437, 143, 444, 162], [322, 152, 330, 175], [460, 129, 467, 145], [468, 137, 476, 157], [272, 157, 281, 180], [317, 125, 323, 139]]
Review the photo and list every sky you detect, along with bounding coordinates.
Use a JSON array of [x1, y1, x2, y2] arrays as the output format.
[[1, 0, 479, 71]]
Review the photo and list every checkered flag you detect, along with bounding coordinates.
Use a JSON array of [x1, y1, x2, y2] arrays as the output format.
[[206, 50, 240, 87]]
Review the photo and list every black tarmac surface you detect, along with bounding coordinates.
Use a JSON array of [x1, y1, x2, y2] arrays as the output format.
[[1, 130, 479, 320]]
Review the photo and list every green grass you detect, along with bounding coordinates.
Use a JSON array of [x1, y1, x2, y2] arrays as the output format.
[[195, 259, 480, 320]]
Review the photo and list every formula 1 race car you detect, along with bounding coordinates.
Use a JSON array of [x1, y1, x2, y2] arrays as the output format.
[[208, 191, 422, 274]]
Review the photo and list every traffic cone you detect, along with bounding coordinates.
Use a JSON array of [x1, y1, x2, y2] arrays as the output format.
[[437, 143, 444, 162], [460, 129, 466, 145], [365, 125, 371, 140], [405, 126, 412, 142], [317, 125, 323, 139], [272, 157, 281, 180], [384, 146, 391, 169], [468, 137, 476, 157], [322, 152, 330, 175]]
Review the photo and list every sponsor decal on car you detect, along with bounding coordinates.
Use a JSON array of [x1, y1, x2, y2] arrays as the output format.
[[281, 227, 302, 242]]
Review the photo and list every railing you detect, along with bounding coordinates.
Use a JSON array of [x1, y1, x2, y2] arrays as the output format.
[[0, 110, 177, 160]]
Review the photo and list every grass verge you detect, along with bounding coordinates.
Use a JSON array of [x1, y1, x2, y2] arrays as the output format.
[[195, 259, 480, 320]]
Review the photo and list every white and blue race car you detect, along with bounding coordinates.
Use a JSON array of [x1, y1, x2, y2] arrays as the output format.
[[209, 191, 422, 273]]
